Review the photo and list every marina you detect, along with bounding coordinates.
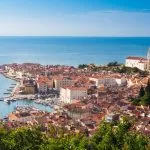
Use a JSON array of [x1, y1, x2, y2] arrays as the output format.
[[0, 74, 53, 118]]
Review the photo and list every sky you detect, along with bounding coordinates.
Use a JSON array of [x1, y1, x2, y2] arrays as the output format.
[[0, 0, 150, 36]]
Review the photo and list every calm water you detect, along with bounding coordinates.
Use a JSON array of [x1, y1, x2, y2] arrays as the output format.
[[0, 36, 149, 66], [0, 74, 53, 118]]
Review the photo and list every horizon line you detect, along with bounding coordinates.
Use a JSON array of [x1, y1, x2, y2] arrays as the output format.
[[0, 35, 150, 38]]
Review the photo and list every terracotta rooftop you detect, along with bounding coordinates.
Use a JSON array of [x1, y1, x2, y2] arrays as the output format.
[[126, 56, 147, 61]]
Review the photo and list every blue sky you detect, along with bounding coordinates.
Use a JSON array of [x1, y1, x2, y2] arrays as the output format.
[[0, 0, 150, 36]]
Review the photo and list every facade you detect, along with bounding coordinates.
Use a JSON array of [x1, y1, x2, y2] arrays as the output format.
[[20, 79, 36, 94], [125, 56, 147, 71], [89, 77, 127, 88], [23, 85, 35, 94], [54, 77, 75, 90], [60, 87, 88, 103], [36, 75, 53, 94], [37, 81, 48, 94]]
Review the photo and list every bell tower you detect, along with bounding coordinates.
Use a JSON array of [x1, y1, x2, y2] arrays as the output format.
[[147, 47, 150, 71]]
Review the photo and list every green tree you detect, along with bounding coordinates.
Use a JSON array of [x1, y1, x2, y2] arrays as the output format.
[[78, 64, 88, 69], [2, 126, 45, 150], [139, 86, 145, 97], [141, 78, 150, 105], [145, 78, 150, 97]]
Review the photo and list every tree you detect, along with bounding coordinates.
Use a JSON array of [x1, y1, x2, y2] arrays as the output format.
[[141, 94, 150, 106], [2, 126, 45, 150], [145, 78, 150, 98], [0, 120, 149, 150], [107, 61, 120, 67], [78, 64, 88, 69], [139, 86, 145, 97], [141, 78, 150, 105]]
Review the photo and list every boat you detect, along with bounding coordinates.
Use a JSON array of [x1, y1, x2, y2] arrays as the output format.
[[0, 97, 4, 101], [11, 99, 17, 102], [11, 83, 16, 85], [9, 86, 14, 88], [7, 101, 11, 104], [4, 92, 11, 95], [3, 116, 8, 121], [4, 99, 11, 104], [7, 89, 12, 92]]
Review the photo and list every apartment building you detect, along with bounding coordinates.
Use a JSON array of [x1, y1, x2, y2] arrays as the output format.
[[53, 77, 75, 90], [89, 77, 127, 88], [60, 87, 88, 103]]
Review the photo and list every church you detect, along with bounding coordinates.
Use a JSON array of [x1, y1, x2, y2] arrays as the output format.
[[125, 48, 150, 71]]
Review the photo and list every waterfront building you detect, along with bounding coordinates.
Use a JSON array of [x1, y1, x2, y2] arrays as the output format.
[[60, 87, 88, 103], [37, 81, 48, 94], [20, 79, 36, 94], [53, 77, 76, 90], [125, 56, 147, 71]]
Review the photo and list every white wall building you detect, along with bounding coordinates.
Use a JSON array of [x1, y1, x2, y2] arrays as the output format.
[[60, 87, 88, 103], [37, 81, 48, 94], [125, 56, 147, 71], [15, 71, 23, 79], [54, 77, 75, 90], [89, 77, 127, 88]]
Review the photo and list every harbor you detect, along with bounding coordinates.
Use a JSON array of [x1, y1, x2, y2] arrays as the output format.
[[0, 74, 53, 118]]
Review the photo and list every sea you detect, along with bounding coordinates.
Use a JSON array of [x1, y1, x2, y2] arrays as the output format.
[[0, 36, 150, 118], [0, 36, 149, 66]]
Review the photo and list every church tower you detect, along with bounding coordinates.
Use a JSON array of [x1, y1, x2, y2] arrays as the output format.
[[147, 47, 150, 71]]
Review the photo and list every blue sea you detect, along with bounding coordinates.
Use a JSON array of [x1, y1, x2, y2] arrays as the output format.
[[0, 36, 149, 66]]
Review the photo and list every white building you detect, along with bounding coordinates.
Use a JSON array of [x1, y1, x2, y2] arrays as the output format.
[[54, 77, 75, 90], [125, 56, 147, 71], [89, 77, 127, 88], [105, 113, 119, 123], [60, 87, 88, 103], [15, 71, 23, 79], [37, 81, 48, 94]]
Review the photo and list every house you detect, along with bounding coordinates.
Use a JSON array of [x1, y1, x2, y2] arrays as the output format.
[[60, 87, 88, 103], [20, 79, 36, 94], [105, 113, 120, 123], [36, 75, 53, 94]]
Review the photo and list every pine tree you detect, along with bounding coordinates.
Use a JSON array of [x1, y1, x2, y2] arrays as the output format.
[[139, 86, 145, 97]]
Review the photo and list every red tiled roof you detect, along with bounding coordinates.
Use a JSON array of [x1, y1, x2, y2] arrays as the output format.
[[126, 56, 147, 61]]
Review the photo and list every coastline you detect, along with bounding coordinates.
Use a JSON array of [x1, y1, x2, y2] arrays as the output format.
[[0, 72, 19, 97], [0, 72, 20, 82], [0, 73, 54, 118]]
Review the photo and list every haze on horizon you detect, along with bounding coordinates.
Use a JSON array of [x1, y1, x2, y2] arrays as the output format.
[[0, 0, 150, 37]]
